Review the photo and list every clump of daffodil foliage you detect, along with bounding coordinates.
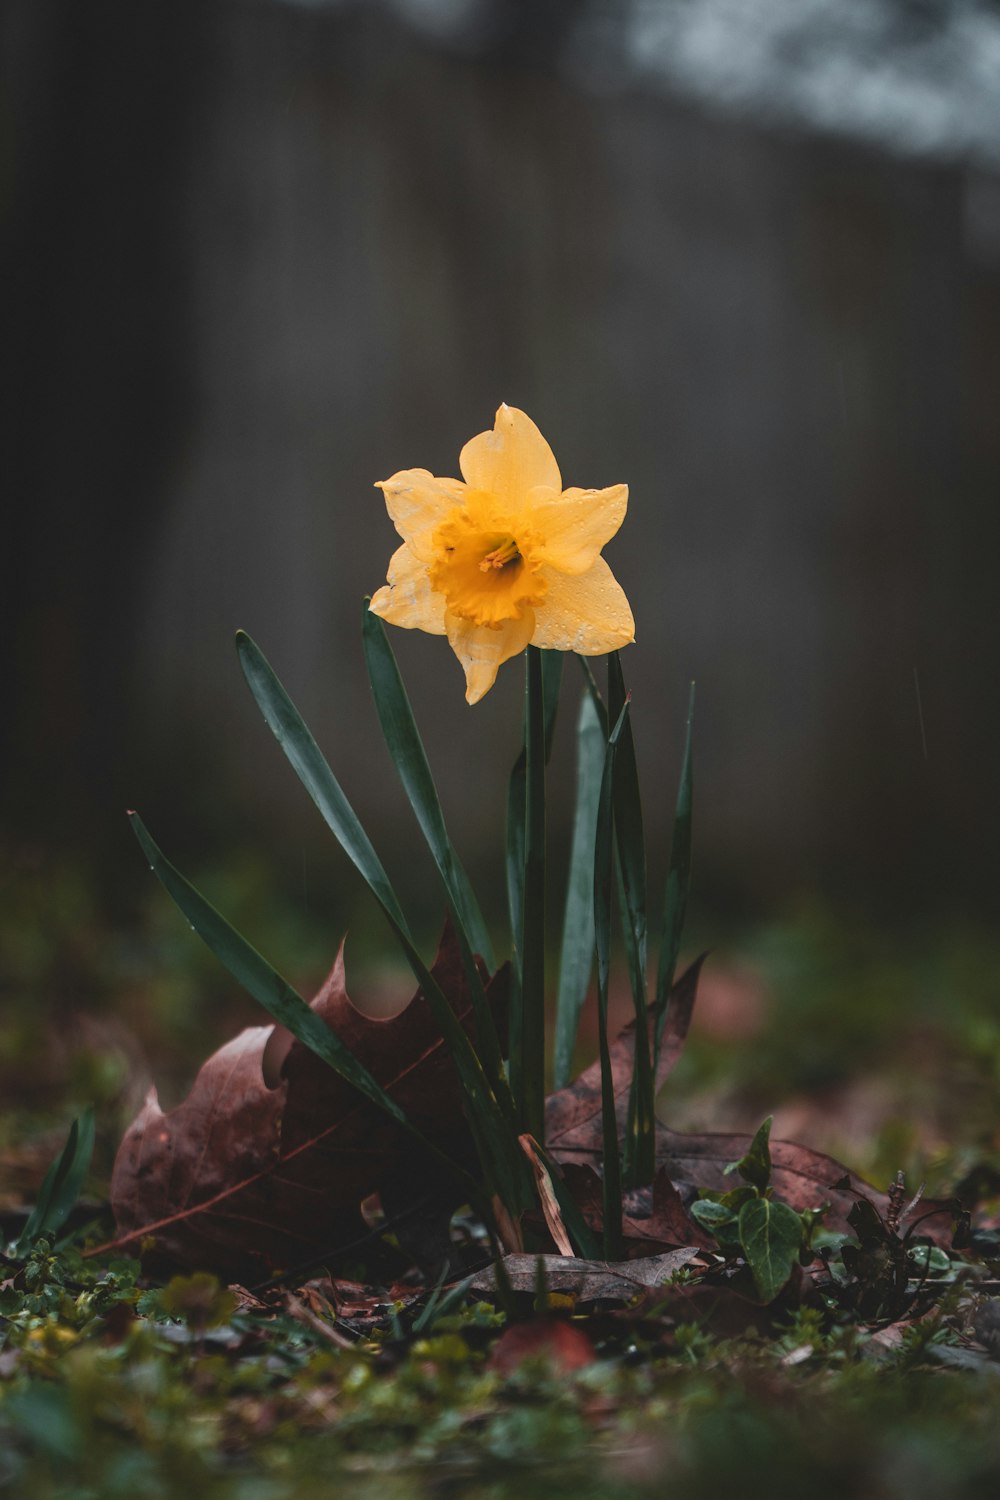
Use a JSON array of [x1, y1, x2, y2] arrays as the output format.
[[129, 402, 690, 1253]]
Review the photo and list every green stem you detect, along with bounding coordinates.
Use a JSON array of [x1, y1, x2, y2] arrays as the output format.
[[519, 645, 547, 1142]]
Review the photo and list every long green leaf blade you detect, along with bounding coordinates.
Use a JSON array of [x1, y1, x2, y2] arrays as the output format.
[[361, 603, 494, 969], [130, 813, 409, 1131], [505, 745, 526, 1106], [607, 654, 647, 961], [541, 649, 564, 764], [361, 605, 508, 1102], [553, 691, 604, 1089], [608, 654, 653, 1187], [234, 633, 526, 1212], [593, 698, 631, 1259], [15, 1108, 95, 1253], [519, 645, 547, 1142], [654, 681, 695, 1054], [237, 631, 409, 935]]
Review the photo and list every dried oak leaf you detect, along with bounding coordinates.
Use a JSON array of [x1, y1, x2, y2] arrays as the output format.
[[544, 956, 706, 1164], [110, 923, 507, 1280], [546, 956, 953, 1244], [560, 1162, 716, 1254]]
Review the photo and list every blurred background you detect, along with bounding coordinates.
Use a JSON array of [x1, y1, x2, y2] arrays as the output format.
[[4, 0, 1000, 1206], [3, 0, 1000, 939]]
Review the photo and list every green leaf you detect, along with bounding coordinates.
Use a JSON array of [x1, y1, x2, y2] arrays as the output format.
[[592, 697, 632, 1259], [15, 1107, 95, 1254], [689, 1199, 735, 1229], [361, 605, 508, 1102], [607, 655, 647, 973], [907, 1244, 953, 1277], [608, 654, 653, 1188], [575, 655, 608, 731], [237, 630, 409, 934], [505, 744, 526, 1097], [718, 1184, 759, 1212], [552, 691, 605, 1090], [727, 1116, 773, 1193], [738, 1197, 804, 1303], [361, 603, 495, 970], [130, 813, 432, 1142], [847, 1197, 886, 1243], [654, 682, 695, 1054], [540, 650, 564, 764], [518, 645, 547, 1142], [234, 634, 526, 1212]]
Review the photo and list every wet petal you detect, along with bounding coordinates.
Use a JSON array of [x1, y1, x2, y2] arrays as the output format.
[[531, 484, 628, 575], [376, 469, 466, 550], [530, 558, 635, 655], [444, 609, 536, 703], [459, 405, 561, 504], [369, 543, 447, 635]]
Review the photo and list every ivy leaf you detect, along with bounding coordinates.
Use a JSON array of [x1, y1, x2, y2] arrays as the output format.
[[738, 1196, 803, 1303], [726, 1116, 773, 1194], [690, 1198, 741, 1251]]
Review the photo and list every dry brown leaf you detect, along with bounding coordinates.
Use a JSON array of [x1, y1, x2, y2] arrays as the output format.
[[544, 956, 706, 1161], [471, 1248, 701, 1301], [546, 956, 954, 1243], [520, 1134, 574, 1257], [109, 922, 507, 1279]]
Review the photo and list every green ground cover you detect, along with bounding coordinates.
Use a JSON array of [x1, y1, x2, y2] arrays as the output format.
[[3, 859, 1000, 1498]]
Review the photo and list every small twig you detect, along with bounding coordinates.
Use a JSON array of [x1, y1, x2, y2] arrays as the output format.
[[283, 1291, 356, 1348]]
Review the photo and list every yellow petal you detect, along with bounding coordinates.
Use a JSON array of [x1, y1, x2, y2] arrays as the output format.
[[459, 405, 561, 505], [444, 609, 536, 703], [369, 543, 447, 635], [530, 558, 635, 655], [376, 469, 466, 554], [530, 483, 628, 575]]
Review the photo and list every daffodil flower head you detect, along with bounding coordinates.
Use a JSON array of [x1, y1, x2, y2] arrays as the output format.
[[369, 405, 635, 703]]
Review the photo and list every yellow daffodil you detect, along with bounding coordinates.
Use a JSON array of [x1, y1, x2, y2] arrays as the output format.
[[369, 405, 635, 703]]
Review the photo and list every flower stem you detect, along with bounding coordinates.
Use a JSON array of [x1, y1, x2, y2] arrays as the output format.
[[519, 644, 547, 1142]]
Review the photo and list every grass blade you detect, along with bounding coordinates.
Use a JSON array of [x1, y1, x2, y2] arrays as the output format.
[[15, 1107, 95, 1253], [653, 681, 695, 1058], [553, 690, 604, 1089]]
